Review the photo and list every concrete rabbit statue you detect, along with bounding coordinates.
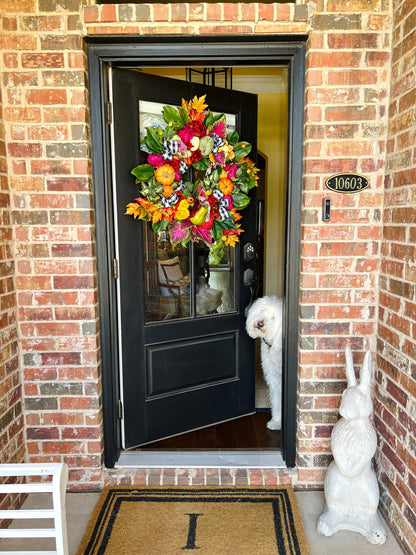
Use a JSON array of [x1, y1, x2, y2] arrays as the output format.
[[317, 346, 386, 544]]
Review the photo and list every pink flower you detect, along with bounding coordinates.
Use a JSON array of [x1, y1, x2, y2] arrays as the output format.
[[223, 195, 234, 209], [225, 163, 237, 179], [147, 153, 164, 167], [177, 126, 196, 146], [214, 150, 226, 165]]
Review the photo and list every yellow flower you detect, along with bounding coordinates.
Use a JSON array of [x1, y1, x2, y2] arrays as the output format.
[[222, 234, 240, 247], [176, 199, 190, 220], [191, 95, 208, 113], [182, 95, 208, 115], [219, 143, 235, 160]]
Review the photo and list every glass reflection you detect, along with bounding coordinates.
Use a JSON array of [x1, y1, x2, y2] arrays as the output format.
[[196, 241, 235, 315], [143, 226, 190, 322]]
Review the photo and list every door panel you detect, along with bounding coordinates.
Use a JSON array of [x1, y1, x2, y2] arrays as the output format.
[[111, 69, 258, 448], [146, 333, 236, 397]]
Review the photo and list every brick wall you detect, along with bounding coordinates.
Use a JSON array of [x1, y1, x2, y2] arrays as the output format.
[[375, 0, 416, 550], [299, 0, 391, 486], [0, 49, 25, 513], [1, 0, 103, 489], [1, 1, 412, 533]]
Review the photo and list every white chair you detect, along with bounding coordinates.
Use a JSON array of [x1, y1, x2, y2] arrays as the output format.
[[0, 463, 68, 555]]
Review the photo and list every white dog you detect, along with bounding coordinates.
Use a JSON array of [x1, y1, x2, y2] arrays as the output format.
[[245, 296, 283, 430]]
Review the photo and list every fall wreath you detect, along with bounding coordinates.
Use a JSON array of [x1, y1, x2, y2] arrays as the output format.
[[125, 95, 259, 248]]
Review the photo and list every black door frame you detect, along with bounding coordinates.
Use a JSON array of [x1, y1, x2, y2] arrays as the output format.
[[86, 35, 306, 469]]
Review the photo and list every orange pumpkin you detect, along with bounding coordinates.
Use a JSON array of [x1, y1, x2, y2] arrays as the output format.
[[162, 185, 174, 198], [218, 177, 234, 195], [155, 164, 175, 186]]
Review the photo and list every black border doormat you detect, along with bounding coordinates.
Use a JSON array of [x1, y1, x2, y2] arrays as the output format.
[[77, 486, 310, 554]]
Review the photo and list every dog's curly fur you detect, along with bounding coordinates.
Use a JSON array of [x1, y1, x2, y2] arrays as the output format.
[[245, 295, 283, 430]]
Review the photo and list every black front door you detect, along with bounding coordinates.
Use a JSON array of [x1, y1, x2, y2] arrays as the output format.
[[112, 70, 258, 448]]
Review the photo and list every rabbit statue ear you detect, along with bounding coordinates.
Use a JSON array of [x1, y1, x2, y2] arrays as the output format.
[[359, 350, 372, 393], [345, 345, 357, 387]]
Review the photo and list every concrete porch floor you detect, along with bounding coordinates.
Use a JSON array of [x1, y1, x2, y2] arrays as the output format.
[[0, 490, 403, 554]]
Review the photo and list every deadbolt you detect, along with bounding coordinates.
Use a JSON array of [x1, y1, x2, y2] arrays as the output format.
[[243, 242, 256, 262]]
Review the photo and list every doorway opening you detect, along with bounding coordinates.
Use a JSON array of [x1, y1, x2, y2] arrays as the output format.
[[124, 66, 288, 452], [86, 36, 305, 468]]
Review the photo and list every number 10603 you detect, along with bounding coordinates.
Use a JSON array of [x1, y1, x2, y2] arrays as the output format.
[[325, 173, 369, 194]]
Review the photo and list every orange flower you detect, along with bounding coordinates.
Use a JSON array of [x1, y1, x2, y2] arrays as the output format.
[[230, 209, 242, 222], [218, 178, 234, 195], [155, 164, 175, 186], [152, 210, 163, 225]]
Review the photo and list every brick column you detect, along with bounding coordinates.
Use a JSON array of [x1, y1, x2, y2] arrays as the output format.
[[376, 0, 416, 549]]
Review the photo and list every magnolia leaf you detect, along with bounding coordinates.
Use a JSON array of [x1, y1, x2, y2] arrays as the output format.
[[227, 131, 239, 145], [219, 217, 237, 230], [131, 164, 155, 181], [233, 141, 252, 159], [239, 181, 249, 194], [232, 192, 250, 209], [152, 219, 169, 233], [204, 111, 224, 129], [212, 221, 224, 242], [192, 158, 209, 171], [163, 105, 183, 128], [248, 176, 258, 189], [142, 127, 163, 153]]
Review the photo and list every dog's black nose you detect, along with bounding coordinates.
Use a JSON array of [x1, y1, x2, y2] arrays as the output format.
[[256, 321, 264, 329]]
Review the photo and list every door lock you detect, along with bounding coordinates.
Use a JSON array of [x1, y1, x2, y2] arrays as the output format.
[[243, 242, 256, 262]]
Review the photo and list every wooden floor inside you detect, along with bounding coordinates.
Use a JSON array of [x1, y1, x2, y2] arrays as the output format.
[[139, 412, 281, 450]]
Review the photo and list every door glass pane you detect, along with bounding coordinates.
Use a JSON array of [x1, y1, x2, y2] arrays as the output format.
[[143, 225, 190, 322], [196, 242, 235, 315]]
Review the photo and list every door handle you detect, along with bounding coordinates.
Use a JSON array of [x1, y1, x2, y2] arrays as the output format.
[[243, 269, 255, 316]]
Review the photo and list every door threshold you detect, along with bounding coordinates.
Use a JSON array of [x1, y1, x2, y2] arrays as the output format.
[[116, 450, 286, 469]]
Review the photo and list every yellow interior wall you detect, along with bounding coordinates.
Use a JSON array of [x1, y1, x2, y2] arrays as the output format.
[[258, 93, 287, 298]]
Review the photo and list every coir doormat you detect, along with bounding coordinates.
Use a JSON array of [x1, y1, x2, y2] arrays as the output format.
[[77, 486, 310, 554]]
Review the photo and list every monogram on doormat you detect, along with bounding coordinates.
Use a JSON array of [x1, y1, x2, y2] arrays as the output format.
[[77, 487, 310, 554]]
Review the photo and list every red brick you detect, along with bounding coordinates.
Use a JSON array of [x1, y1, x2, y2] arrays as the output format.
[[83, 5, 98, 23], [22, 54, 64, 69], [309, 52, 362, 69], [8, 143, 42, 158], [27, 89, 67, 105], [275, 3, 290, 20], [328, 70, 378, 85], [325, 105, 376, 121]]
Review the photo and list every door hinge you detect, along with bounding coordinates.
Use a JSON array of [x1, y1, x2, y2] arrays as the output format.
[[118, 399, 124, 420], [113, 258, 119, 279], [106, 101, 112, 125]]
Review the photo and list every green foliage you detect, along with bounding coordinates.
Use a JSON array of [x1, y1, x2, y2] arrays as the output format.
[[233, 141, 252, 159], [142, 127, 163, 153], [131, 164, 155, 181], [163, 105, 183, 130], [212, 221, 224, 242], [232, 192, 250, 209], [226, 131, 239, 145], [192, 158, 209, 171]]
